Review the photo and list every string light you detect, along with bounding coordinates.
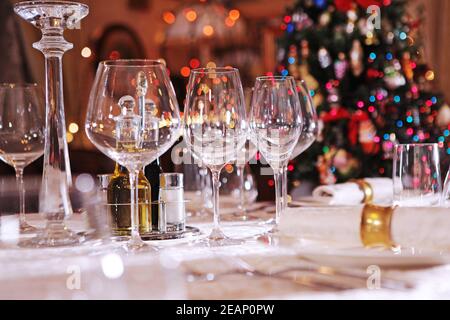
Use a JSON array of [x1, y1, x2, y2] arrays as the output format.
[[185, 9, 197, 22], [229, 9, 240, 21], [81, 47, 91, 58], [163, 11, 176, 24], [68, 123, 79, 134], [203, 25, 214, 36], [180, 66, 190, 77]]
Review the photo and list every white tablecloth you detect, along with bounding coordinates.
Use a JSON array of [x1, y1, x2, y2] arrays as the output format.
[[1, 210, 450, 300]]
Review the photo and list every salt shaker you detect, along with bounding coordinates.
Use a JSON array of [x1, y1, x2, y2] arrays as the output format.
[[159, 173, 185, 232]]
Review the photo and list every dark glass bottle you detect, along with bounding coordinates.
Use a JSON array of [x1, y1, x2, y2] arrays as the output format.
[[145, 158, 163, 230], [107, 163, 152, 236]]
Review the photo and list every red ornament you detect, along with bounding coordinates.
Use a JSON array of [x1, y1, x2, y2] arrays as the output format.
[[321, 107, 351, 123], [356, 0, 383, 9], [334, 0, 353, 12], [334, 0, 383, 12]]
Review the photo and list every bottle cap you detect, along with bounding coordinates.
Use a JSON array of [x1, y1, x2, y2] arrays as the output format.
[[160, 173, 183, 188]]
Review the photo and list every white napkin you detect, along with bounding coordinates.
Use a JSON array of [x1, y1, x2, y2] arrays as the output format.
[[280, 206, 450, 249], [312, 178, 393, 205]]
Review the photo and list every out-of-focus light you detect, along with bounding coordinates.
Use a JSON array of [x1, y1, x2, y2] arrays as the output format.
[[69, 122, 79, 134], [185, 9, 197, 22], [180, 66, 191, 77], [229, 9, 240, 21], [189, 58, 200, 69], [66, 132, 74, 143], [75, 173, 95, 193], [206, 61, 216, 68], [203, 25, 214, 36], [225, 17, 235, 27], [425, 70, 435, 81], [109, 50, 120, 60], [163, 11, 176, 24], [101, 254, 124, 279], [81, 47, 91, 58]]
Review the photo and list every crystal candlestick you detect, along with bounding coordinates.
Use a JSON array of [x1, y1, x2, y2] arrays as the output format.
[[14, 1, 89, 247]]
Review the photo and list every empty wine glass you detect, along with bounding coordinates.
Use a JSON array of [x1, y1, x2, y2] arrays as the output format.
[[442, 166, 450, 206], [250, 76, 303, 229], [393, 143, 442, 206], [86, 60, 182, 252], [0, 84, 45, 233], [290, 80, 319, 159], [288, 80, 318, 213], [184, 67, 247, 246]]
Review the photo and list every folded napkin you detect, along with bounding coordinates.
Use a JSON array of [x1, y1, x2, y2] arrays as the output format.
[[280, 206, 450, 249], [312, 178, 393, 205]]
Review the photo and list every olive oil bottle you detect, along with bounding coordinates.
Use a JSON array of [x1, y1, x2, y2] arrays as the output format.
[[107, 163, 152, 236]]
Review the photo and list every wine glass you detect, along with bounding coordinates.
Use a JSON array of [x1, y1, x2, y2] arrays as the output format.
[[184, 67, 247, 246], [250, 76, 303, 229], [290, 80, 319, 159], [288, 80, 318, 210], [86, 60, 182, 252], [393, 143, 442, 207], [0, 84, 45, 233]]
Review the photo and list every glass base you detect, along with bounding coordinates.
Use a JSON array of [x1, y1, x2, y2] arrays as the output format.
[[221, 211, 260, 222], [123, 236, 158, 253], [195, 228, 243, 247], [19, 221, 39, 234], [19, 222, 81, 248]]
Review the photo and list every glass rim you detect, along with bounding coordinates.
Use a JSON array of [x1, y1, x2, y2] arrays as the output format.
[[255, 75, 295, 82], [0, 83, 38, 88], [14, 1, 89, 9], [100, 59, 166, 68], [190, 67, 239, 74], [394, 143, 439, 148]]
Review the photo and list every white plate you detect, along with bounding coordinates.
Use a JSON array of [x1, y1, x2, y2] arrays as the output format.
[[279, 237, 450, 268]]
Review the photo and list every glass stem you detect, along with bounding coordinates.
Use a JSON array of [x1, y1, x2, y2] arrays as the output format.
[[211, 169, 221, 232], [129, 170, 140, 242], [237, 164, 246, 214], [35, 28, 73, 218], [282, 165, 288, 214], [15, 168, 26, 225], [274, 170, 283, 226]]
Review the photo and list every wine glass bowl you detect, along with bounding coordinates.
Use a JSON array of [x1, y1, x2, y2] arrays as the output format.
[[86, 60, 182, 171], [86, 59, 182, 251], [290, 81, 319, 160], [184, 67, 247, 246], [0, 83, 45, 233]]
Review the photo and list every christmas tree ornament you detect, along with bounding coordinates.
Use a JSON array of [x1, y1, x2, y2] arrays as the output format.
[[319, 11, 331, 27], [350, 39, 364, 77], [299, 64, 319, 91], [334, 52, 348, 80], [384, 60, 406, 90], [401, 51, 414, 81], [301, 39, 310, 59], [318, 47, 332, 69], [332, 148, 360, 179], [317, 155, 337, 185]]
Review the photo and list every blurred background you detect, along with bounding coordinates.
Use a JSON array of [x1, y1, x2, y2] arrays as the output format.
[[1, 0, 450, 202]]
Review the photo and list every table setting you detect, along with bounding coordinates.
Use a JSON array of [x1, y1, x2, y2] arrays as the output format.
[[2, 0, 450, 301]]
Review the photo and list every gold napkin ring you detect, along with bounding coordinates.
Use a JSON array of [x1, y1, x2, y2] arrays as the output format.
[[360, 204, 396, 249], [352, 179, 374, 204]]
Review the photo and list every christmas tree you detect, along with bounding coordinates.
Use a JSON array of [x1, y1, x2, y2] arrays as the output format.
[[277, 0, 450, 187]]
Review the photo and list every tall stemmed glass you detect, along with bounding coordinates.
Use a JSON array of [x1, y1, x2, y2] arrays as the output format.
[[86, 60, 182, 252], [288, 80, 319, 208], [250, 76, 303, 229], [184, 67, 247, 246], [0, 84, 45, 233], [14, 1, 89, 246]]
